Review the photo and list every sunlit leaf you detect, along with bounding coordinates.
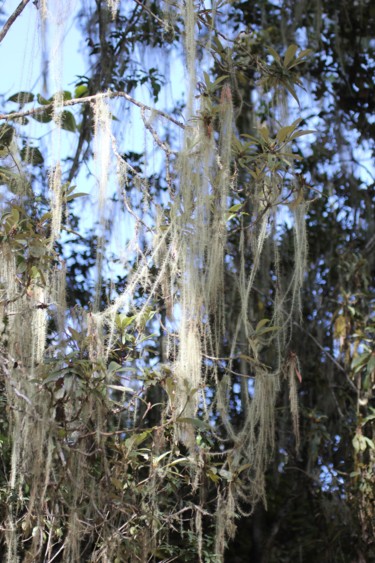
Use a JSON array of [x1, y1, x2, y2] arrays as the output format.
[[107, 384, 134, 393], [228, 203, 243, 213], [74, 84, 88, 98], [37, 93, 52, 105]]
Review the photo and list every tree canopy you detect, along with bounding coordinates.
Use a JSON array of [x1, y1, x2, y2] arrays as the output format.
[[0, 1, 374, 562]]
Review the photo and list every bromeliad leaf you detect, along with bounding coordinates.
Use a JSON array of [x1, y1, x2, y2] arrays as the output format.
[[284, 44, 298, 68], [65, 192, 88, 202]]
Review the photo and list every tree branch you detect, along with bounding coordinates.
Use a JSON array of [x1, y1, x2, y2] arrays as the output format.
[[295, 322, 358, 394], [0, 91, 185, 129], [0, 0, 32, 45], [251, 285, 358, 394], [132, 0, 167, 28]]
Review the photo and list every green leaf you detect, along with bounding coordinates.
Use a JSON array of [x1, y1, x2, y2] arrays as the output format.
[[363, 436, 374, 449], [289, 117, 302, 130], [30, 267, 45, 285], [258, 126, 270, 142], [352, 433, 368, 452], [153, 450, 171, 465], [6, 207, 20, 227], [352, 435, 361, 452], [74, 85, 88, 98], [37, 93, 52, 105], [107, 384, 134, 393], [15, 252, 26, 268], [63, 183, 77, 196], [276, 125, 292, 143], [366, 354, 375, 375], [293, 48, 313, 64], [241, 133, 260, 144], [213, 36, 225, 54], [14, 116, 29, 125], [347, 305, 356, 317], [42, 370, 67, 385], [8, 91, 35, 103], [207, 468, 221, 483], [29, 242, 46, 258], [286, 152, 303, 161], [228, 203, 243, 213], [53, 90, 72, 101], [166, 457, 190, 467], [284, 44, 298, 68], [212, 75, 229, 88], [61, 111, 76, 132], [125, 430, 152, 450], [117, 314, 136, 329], [108, 361, 122, 373], [283, 81, 300, 105], [255, 318, 270, 332], [20, 146, 44, 166], [362, 412, 375, 426], [32, 109, 53, 123], [65, 192, 88, 202], [237, 463, 252, 475], [0, 124, 15, 149], [289, 129, 316, 141], [39, 212, 52, 223], [203, 71, 212, 90], [68, 327, 81, 341], [267, 46, 281, 63], [351, 352, 371, 372]]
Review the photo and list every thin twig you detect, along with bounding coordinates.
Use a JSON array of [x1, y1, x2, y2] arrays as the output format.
[[110, 131, 152, 233], [47, 543, 65, 563], [0, 91, 185, 129], [251, 286, 358, 393], [132, 0, 167, 28], [0, 0, 31, 45], [141, 107, 175, 155], [295, 322, 358, 394]]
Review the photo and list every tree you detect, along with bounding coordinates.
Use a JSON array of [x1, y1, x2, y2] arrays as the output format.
[[0, 1, 373, 562]]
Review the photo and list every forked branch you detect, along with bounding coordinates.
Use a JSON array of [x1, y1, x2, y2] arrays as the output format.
[[0, 91, 185, 129]]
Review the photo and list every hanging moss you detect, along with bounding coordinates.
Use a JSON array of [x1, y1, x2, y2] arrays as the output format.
[[0, 1, 313, 561]]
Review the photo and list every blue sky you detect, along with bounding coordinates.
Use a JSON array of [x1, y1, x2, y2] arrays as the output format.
[[0, 0, 86, 99]]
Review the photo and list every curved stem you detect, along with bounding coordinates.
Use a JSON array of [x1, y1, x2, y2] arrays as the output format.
[[0, 0, 32, 45], [0, 91, 186, 129]]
